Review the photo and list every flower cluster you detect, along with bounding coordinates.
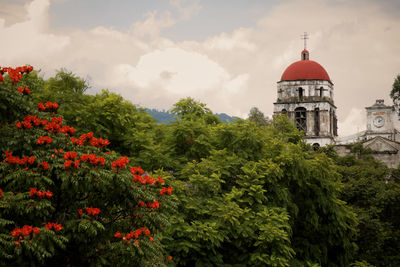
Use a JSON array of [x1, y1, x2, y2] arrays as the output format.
[[38, 161, 50, 170], [139, 200, 160, 209], [111, 156, 130, 170], [11, 225, 40, 245], [45, 222, 63, 231], [15, 115, 76, 135], [17, 86, 31, 95], [38, 101, 59, 112], [80, 154, 106, 165], [78, 207, 101, 217], [0, 66, 33, 83], [0, 188, 3, 198], [44, 117, 62, 132], [30, 188, 53, 198], [3, 151, 36, 166], [160, 187, 173, 195], [63, 151, 78, 160], [114, 227, 152, 244], [71, 132, 110, 148], [64, 159, 79, 169], [36, 136, 53, 145]]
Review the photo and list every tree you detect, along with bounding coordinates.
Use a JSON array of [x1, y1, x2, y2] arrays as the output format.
[[247, 106, 269, 126], [171, 97, 220, 124], [0, 66, 174, 266], [163, 115, 357, 266], [334, 145, 400, 267], [390, 74, 400, 102]]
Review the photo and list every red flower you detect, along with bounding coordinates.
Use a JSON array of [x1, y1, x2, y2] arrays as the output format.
[[134, 241, 139, 247], [11, 228, 21, 237], [37, 191, 46, 198], [0, 188, 2, 198], [17, 87, 31, 95], [38, 103, 45, 111], [145, 228, 150, 236], [73, 159, 80, 168], [78, 209, 83, 215], [28, 157, 35, 164], [38, 162, 49, 170], [85, 207, 101, 216], [64, 160, 72, 169], [149, 237, 154, 242], [45, 222, 53, 230], [111, 156, 130, 170], [63, 151, 78, 160], [0, 73, 4, 82], [114, 232, 121, 238], [45, 190, 53, 198], [30, 188, 37, 197], [36, 136, 53, 145], [15, 122, 22, 129], [53, 223, 63, 231], [33, 227, 40, 235], [21, 225, 32, 236], [45, 222, 63, 231], [168, 256, 173, 261]]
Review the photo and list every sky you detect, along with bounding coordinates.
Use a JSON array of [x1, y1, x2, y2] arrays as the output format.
[[0, 0, 399, 137]]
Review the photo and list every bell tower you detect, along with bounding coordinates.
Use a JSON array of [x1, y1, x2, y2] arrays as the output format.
[[274, 36, 337, 146]]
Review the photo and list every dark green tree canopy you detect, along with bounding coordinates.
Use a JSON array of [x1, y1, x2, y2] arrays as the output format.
[[390, 74, 400, 101]]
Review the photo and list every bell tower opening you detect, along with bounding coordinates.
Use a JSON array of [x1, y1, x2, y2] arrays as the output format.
[[295, 107, 307, 131], [298, 87, 304, 99]]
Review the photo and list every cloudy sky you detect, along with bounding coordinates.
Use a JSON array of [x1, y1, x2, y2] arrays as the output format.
[[1, 0, 400, 136]]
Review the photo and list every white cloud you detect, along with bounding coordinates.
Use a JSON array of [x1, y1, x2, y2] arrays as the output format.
[[169, 0, 202, 20], [337, 108, 366, 137], [0, 0, 69, 66], [0, 0, 399, 132], [130, 11, 175, 40]]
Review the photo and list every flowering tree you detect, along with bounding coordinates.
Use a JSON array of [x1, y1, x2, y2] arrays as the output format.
[[0, 66, 174, 266]]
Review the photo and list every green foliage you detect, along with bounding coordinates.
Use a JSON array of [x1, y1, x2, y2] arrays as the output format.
[[163, 115, 357, 266], [333, 146, 400, 267], [171, 97, 220, 124], [390, 74, 400, 101], [247, 106, 269, 126]]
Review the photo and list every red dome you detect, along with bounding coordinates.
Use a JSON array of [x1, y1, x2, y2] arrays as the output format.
[[281, 60, 331, 82]]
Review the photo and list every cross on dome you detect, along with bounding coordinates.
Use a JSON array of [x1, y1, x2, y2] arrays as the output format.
[[300, 32, 309, 50]]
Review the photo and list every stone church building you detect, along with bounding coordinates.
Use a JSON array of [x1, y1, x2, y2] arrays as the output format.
[[274, 47, 400, 167]]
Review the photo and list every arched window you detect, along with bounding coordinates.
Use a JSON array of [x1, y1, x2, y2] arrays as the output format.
[[281, 109, 287, 115], [295, 107, 307, 131], [312, 143, 320, 151], [319, 87, 323, 97]]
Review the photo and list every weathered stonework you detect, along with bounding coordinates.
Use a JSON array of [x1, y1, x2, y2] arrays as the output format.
[[273, 79, 337, 146]]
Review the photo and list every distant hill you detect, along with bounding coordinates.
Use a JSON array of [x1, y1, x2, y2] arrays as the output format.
[[145, 108, 238, 124]]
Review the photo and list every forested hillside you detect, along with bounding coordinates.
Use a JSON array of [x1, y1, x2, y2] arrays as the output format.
[[145, 108, 236, 124], [1, 68, 399, 266]]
